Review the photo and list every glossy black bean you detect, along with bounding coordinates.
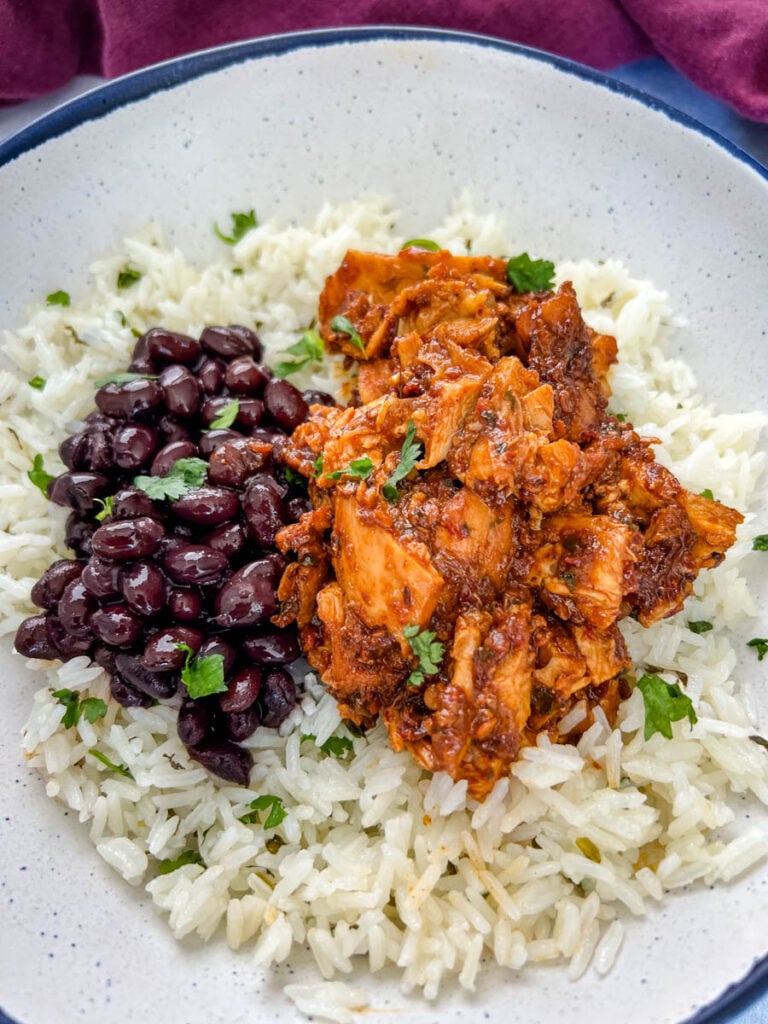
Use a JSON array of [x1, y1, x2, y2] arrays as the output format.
[[91, 516, 165, 560], [250, 427, 285, 448], [58, 578, 97, 638], [215, 563, 279, 628], [196, 357, 225, 395], [30, 559, 84, 610], [302, 389, 337, 408], [202, 521, 246, 561], [159, 364, 202, 418], [94, 378, 164, 420], [263, 378, 309, 432], [241, 478, 285, 546], [121, 562, 167, 617], [65, 513, 96, 557], [150, 440, 198, 477], [224, 357, 270, 395], [111, 487, 158, 520], [81, 558, 122, 599], [49, 471, 111, 512], [234, 397, 264, 429], [258, 668, 298, 727], [87, 427, 114, 471], [156, 413, 191, 445], [43, 615, 92, 659], [109, 674, 154, 709], [90, 604, 143, 647], [168, 588, 204, 622], [228, 325, 264, 361], [187, 739, 253, 786], [14, 614, 59, 659], [223, 705, 261, 742], [113, 423, 158, 470], [59, 431, 91, 470], [207, 437, 271, 489], [163, 543, 228, 585], [128, 334, 157, 375], [241, 627, 301, 666], [171, 485, 239, 528], [92, 644, 118, 675], [197, 636, 238, 676], [84, 411, 112, 427], [177, 698, 213, 746], [114, 652, 178, 700], [220, 666, 262, 713], [145, 328, 201, 366], [200, 325, 256, 359], [143, 625, 204, 670], [198, 428, 243, 458], [285, 495, 312, 521]]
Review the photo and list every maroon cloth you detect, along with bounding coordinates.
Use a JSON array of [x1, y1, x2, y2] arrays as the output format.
[[1, 0, 767, 121]]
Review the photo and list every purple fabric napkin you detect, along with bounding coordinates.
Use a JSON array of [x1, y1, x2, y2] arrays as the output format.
[[1, 0, 767, 121]]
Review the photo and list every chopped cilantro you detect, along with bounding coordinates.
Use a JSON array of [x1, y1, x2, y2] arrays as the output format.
[[402, 238, 441, 251], [157, 849, 205, 875], [301, 733, 354, 758], [330, 314, 365, 353], [232, 267, 244, 275], [324, 456, 374, 482], [214, 209, 258, 244], [403, 624, 444, 687], [28, 376, 46, 390], [636, 672, 697, 740], [687, 620, 713, 635], [94, 495, 114, 522], [88, 749, 133, 778], [700, 488, 714, 500], [383, 420, 422, 503], [274, 328, 325, 378], [207, 398, 239, 430], [52, 689, 108, 730], [747, 638, 768, 662], [239, 794, 287, 829], [28, 454, 54, 497], [94, 371, 157, 387], [505, 253, 555, 293], [133, 456, 208, 501], [753, 535, 768, 551], [284, 467, 307, 490], [575, 837, 601, 863], [312, 453, 324, 477], [176, 643, 226, 699], [608, 410, 627, 423], [117, 266, 142, 289], [46, 290, 70, 307]]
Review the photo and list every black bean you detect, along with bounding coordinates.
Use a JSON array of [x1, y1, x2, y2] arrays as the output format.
[[81, 558, 122, 599], [90, 604, 143, 647], [201, 396, 237, 427], [201, 325, 256, 359], [150, 440, 198, 477], [220, 666, 262, 713], [121, 562, 167, 617], [227, 325, 264, 361], [128, 334, 157, 375], [59, 432, 91, 470], [163, 543, 228, 585], [198, 428, 243, 458], [207, 437, 271, 489], [168, 588, 204, 622], [223, 705, 261, 742], [177, 698, 213, 746], [145, 328, 201, 366], [48, 471, 111, 512], [250, 427, 286, 448], [14, 614, 59, 659], [258, 668, 298, 727], [45, 614, 93, 659], [114, 652, 178, 700], [113, 424, 158, 470], [65, 513, 96, 557], [143, 626, 204, 670], [224, 357, 270, 395], [111, 487, 158, 520], [95, 378, 164, 420], [202, 521, 246, 561], [197, 357, 225, 395], [109, 674, 154, 709], [234, 397, 264, 429], [241, 627, 301, 666], [57, 578, 97, 638], [91, 516, 165, 560], [30, 559, 84, 610], [159, 364, 202, 418], [92, 644, 118, 675], [197, 636, 238, 675], [286, 495, 312, 521], [263, 378, 309, 432], [241, 477, 285, 546], [157, 413, 191, 445], [215, 562, 279, 628], [87, 427, 114, 471], [172, 485, 239, 528], [302, 389, 337, 408], [187, 739, 253, 785]]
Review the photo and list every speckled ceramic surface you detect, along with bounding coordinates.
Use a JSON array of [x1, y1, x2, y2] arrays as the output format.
[[1, 28, 767, 1024]]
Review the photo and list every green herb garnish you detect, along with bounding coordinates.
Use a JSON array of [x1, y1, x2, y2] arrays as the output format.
[[133, 457, 208, 502], [403, 238, 441, 251], [239, 794, 287, 829], [52, 689, 108, 730], [324, 456, 374, 482], [28, 376, 46, 390], [636, 672, 697, 740], [117, 266, 142, 289], [505, 253, 555, 293], [214, 209, 257, 245], [330, 314, 365, 353], [94, 495, 114, 522], [207, 398, 239, 430], [175, 643, 226, 699], [94, 371, 157, 387], [403, 624, 444, 688], [312, 453, 324, 477], [274, 328, 325, 378], [700, 488, 714, 500], [28, 454, 54, 497], [688, 621, 713, 635], [157, 850, 205, 875], [383, 420, 422, 503], [284, 467, 307, 490], [747, 638, 768, 662], [88, 749, 133, 778], [301, 733, 354, 758], [753, 535, 768, 551], [46, 290, 70, 307]]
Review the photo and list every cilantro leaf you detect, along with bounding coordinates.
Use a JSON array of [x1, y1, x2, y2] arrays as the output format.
[[403, 624, 444, 688], [330, 314, 365, 353], [700, 488, 714, 500], [94, 371, 157, 387], [207, 398, 239, 430], [239, 794, 287, 829], [80, 697, 109, 723], [284, 467, 307, 490], [747, 638, 768, 661], [157, 849, 205, 875], [88, 748, 133, 778], [383, 420, 423, 503], [28, 376, 46, 390], [687, 620, 713, 635], [324, 456, 374, 482], [52, 689, 107, 729], [312, 453, 324, 477], [176, 643, 226, 699], [403, 238, 441, 251], [133, 457, 208, 502], [94, 495, 114, 522], [505, 253, 555, 293], [117, 266, 142, 289], [214, 209, 258, 245], [28, 454, 54, 497], [301, 733, 354, 758], [636, 672, 697, 740], [274, 329, 325, 378], [753, 535, 768, 551], [46, 290, 70, 307]]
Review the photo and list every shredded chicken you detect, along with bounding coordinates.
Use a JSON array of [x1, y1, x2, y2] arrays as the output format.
[[276, 247, 743, 799]]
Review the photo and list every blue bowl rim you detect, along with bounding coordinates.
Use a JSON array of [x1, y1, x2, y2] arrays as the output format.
[[0, 23, 766, 1024]]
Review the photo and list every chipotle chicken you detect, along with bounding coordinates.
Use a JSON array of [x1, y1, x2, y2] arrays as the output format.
[[274, 247, 743, 799]]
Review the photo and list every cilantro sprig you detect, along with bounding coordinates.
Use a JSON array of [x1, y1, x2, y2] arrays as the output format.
[[133, 457, 208, 501], [28, 454, 54, 497], [747, 638, 768, 662], [176, 643, 226, 699], [403, 624, 444, 687], [636, 672, 697, 740], [46, 290, 70, 307], [301, 733, 354, 758], [700, 488, 714, 501], [383, 420, 422, 503], [117, 266, 142, 289], [324, 457, 374, 482], [330, 314, 366, 354], [687, 621, 713, 635], [157, 850, 205, 875], [403, 238, 440, 251], [275, 329, 325, 378], [208, 398, 239, 430], [214, 209, 257, 245], [28, 376, 46, 390], [94, 495, 114, 522], [88, 748, 133, 778], [505, 253, 555, 293], [239, 794, 287, 829], [753, 535, 768, 551], [53, 689, 108, 730]]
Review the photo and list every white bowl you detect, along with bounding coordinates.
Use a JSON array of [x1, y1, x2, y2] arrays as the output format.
[[1, 28, 767, 1024]]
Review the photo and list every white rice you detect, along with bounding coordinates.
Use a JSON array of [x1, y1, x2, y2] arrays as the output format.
[[3, 194, 768, 1012]]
